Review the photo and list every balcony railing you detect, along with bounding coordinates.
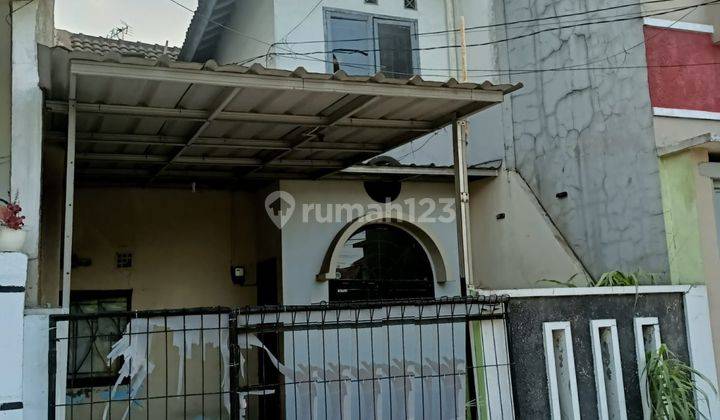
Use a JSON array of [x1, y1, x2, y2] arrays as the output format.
[[49, 296, 513, 420]]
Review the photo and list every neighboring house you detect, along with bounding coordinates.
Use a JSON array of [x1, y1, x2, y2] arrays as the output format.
[[1, 0, 720, 419], [55, 30, 182, 60], [500, 0, 720, 388]]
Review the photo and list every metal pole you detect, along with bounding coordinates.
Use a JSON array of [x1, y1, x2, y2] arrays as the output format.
[[61, 74, 76, 310], [452, 118, 473, 294], [460, 16, 468, 83]]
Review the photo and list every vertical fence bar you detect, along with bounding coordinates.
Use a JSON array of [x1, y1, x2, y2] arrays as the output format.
[[182, 315, 186, 420], [200, 314, 205, 418], [49, 317, 58, 420], [385, 306, 393, 420], [146, 317, 150, 420], [128, 318, 132, 420], [217, 312, 222, 420], [228, 311, 240, 420], [164, 315, 168, 420]]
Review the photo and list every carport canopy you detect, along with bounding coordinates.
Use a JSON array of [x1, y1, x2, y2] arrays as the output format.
[[39, 46, 521, 309], [41, 47, 520, 188]]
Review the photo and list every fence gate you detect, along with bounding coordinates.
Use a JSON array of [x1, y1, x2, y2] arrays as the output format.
[[49, 297, 513, 420]]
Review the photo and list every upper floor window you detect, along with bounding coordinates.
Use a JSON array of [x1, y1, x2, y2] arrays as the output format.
[[404, 0, 417, 10], [324, 9, 419, 77]]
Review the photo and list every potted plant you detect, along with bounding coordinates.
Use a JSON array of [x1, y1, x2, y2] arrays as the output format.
[[0, 195, 27, 252]]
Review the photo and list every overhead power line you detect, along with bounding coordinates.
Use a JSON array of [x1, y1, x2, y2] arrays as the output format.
[[170, 0, 712, 79], [262, 0, 719, 57], [277, 0, 715, 45]]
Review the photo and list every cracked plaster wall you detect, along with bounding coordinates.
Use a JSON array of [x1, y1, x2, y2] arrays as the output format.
[[497, 0, 669, 279]]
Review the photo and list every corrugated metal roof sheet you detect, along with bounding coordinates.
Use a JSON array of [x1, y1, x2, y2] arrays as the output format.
[[40, 45, 519, 189], [55, 29, 181, 61]]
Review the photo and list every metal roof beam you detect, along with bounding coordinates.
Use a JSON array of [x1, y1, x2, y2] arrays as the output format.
[[44, 131, 385, 153], [76, 152, 344, 168], [341, 165, 499, 177], [254, 95, 380, 172], [70, 61, 506, 103], [45, 100, 434, 131]]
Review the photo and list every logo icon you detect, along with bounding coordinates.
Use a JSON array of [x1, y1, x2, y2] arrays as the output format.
[[264, 190, 295, 229]]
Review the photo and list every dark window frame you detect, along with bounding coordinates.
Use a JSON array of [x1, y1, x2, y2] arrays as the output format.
[[323, 8, 420, 77], [66, 289, 132, 389], [404, 0, 417, 10]]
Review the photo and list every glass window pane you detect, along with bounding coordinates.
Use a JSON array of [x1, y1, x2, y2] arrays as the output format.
[[377, 23, 414, 77], [327, 15, 373, 75], [68, 293, 130, 386], [332, 224, 434, 301]]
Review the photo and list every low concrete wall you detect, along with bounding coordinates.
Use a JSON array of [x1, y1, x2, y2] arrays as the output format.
[[479, 286, 719, 419], [0, 253, 28, 418], [22, 309, 64, 420]]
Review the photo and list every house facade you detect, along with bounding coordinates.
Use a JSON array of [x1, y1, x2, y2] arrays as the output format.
[[1, 0, 720, 419], [180, 0, 720, 377]]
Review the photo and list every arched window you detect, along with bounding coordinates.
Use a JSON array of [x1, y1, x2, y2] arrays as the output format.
[[329, 223, 435, 301]]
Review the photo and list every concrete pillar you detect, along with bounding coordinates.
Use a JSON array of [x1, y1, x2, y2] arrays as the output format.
[[0, 0, 10, 199], [10, 0, 53, 306], [0, 253, 28, 419]]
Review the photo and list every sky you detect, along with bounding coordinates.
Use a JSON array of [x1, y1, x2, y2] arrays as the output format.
[[55, 0, 199, 47]]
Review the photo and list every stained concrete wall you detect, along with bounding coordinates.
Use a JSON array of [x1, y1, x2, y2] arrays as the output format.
[[44, 188, 262, 310], [469, 171, 590, 289], [498, 0, 669, 279], [658, 148, 720, 381]]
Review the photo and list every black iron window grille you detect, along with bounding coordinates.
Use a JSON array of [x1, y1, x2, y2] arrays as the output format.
[[67, 290, 132, 389], [49, 297, 514, 420]]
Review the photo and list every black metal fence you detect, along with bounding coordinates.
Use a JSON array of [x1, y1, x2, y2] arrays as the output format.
[[49, 297, 513, 420]]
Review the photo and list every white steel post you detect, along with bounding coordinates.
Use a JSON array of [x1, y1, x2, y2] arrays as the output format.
[[61, 75, 76, 310], [452, 118, 473, 293]]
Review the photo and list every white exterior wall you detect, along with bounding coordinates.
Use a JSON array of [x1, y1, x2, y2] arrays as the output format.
[[469, 171, 591, 289], [215, 0, 275, 65], [272, 0, 452, 80], [22, 309, 65, 420], [278, 180, 461, 305], [0, 253, 28, 419]]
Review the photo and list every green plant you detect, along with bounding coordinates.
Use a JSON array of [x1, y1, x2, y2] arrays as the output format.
[[645, 344, 716, 419], [539, 270, 661, 288], [591, 270, 640, 287]]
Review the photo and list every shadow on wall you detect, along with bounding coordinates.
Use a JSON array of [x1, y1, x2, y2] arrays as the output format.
[[470, 170, 591, 289]]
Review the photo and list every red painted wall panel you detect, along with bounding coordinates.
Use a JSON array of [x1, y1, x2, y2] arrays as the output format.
[[644, 26, 720, 112]]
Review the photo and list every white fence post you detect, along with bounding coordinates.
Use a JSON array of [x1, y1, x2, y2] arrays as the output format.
[[0, 252, 28, 419]]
